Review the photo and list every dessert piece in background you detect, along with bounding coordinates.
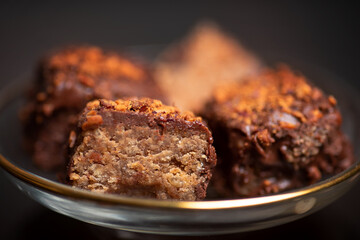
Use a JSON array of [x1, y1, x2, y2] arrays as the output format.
[[67, 98, 217, 200], [155, 22, 261, 113], [21, 46, 166, 171], [203, 65, 354, 197]]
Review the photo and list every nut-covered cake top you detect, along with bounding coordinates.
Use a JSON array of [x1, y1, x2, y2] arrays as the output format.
[[211, 65, 340, 129], [44, 46, 146, 85], [31, 46, 166, 118], [206, 65, 343, 165], [81, 98, 204, 131]]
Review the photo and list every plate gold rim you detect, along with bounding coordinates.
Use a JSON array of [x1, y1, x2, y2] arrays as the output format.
[[1, 153, 359, 210]]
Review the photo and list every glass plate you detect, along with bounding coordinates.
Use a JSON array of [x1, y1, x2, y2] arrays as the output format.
[[0, 47, 359, 236]]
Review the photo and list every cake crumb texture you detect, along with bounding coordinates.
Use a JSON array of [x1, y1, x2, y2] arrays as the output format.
[[68, 98, 216, 200]]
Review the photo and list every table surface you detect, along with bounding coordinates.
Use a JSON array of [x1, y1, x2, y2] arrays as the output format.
[[0, 2, 359, 240]]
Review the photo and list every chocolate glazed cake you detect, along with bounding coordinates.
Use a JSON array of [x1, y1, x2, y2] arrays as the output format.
[[21, 46, 166, 171], [203, 66, 354, 198], [67, 98, 217, 200], [155, 22, 261, 113]]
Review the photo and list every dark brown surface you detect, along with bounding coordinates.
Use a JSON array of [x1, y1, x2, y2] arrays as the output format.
[[204, 66, 354, 197], [21, 46, 166, 171], [68, 98, 216, 200], [0, 2, 359, 239]]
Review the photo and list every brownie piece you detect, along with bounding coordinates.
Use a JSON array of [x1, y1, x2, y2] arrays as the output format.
[[155, 22, 261, 113], [67, 98, 217, 200], [21, 46, 166, 171], [203, 65, 354, 197]]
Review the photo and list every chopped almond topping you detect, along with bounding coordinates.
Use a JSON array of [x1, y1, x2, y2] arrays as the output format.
[[279, 121, 298, 129], [309, 109, 323, 122], [47, 46, 145, 83], [91, 98, 202, 123], [68, 130, 77, 148], [82, 115, 103, 131], [213, 66, 325, 127], [292, 111, 307, 123], [86, 100, 100, 110], [328, 95, 337, 106], [86, 110, 97, 116]]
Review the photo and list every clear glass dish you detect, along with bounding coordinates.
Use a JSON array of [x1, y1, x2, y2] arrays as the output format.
[[0, 47, 359, 236]]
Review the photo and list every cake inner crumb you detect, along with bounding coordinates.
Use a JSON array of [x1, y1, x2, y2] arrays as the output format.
[[69, 124, 209, 200]]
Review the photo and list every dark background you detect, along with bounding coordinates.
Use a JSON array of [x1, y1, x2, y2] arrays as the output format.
[[0, 1, 359, 239]]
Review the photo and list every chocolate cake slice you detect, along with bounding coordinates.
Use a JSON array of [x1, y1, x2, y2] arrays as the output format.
[[203, 65, 354, 197], [155, 22, 261, 113], [67, 98, 217, 200], [21, 46, 166, 171]]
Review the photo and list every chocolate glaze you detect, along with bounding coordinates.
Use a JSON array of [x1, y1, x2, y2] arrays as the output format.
[[21, 46, 166, 171], [204, 66, 355, 198], [68, 98, 217, 200]]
